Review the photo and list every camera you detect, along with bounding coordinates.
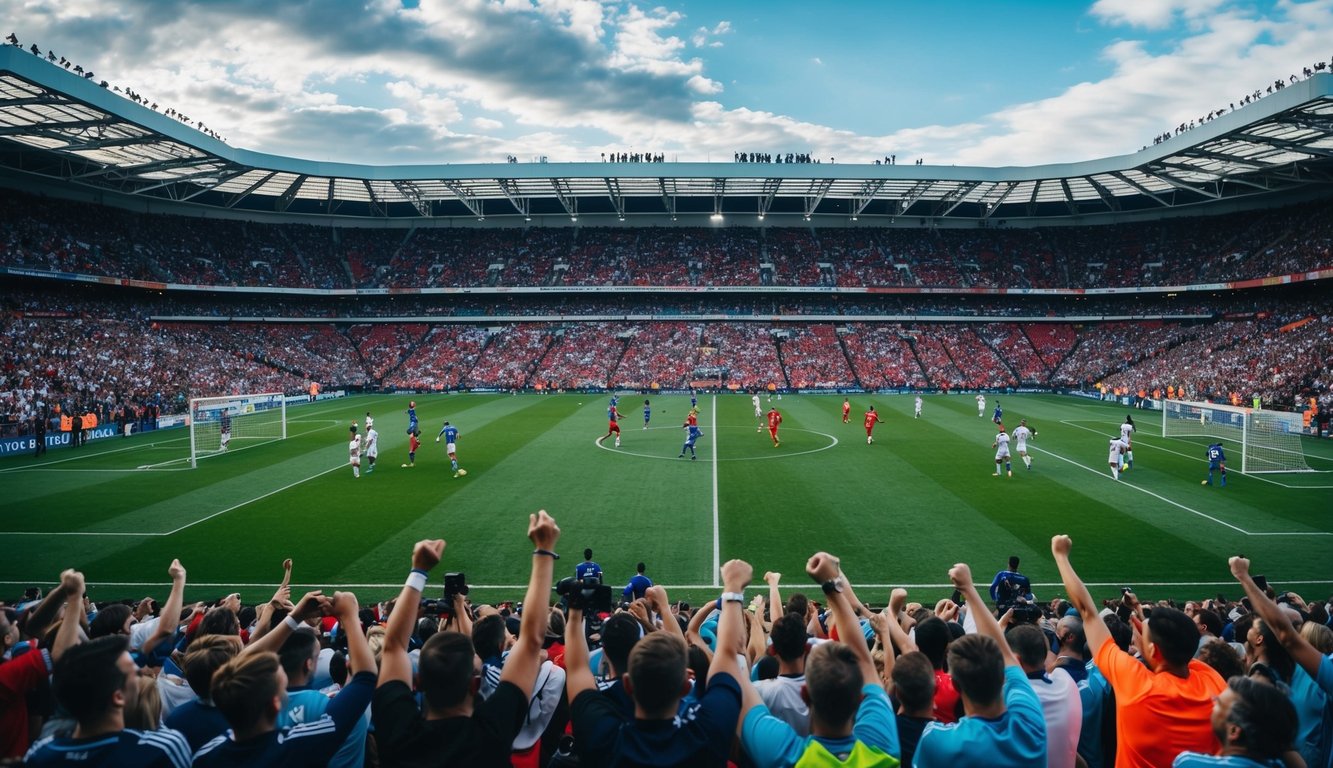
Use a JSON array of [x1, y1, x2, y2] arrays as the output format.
[[1010, 602, 1042, 624], [421, 572, 470, 617], [555, 575, 612, 614]]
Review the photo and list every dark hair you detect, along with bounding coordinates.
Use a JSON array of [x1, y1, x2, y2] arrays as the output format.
[[1253, 618, 1295, 683], [197, 606, 240, 639], [1008, 556, 1020, 570], [805, 641, 863, 726], [471, 614, 507, 661], [786, 593, 809, 619], [915, 617, 951, 669], [636, 562, 646, 574], [754, 654, 779, 680], [211, 651, 282, 731], [891, 651, 936, 711], [770, 613, 808, 662], [53, 635, 130, 724], [584, 548, 593, 560], [1196, 608, 1223, 638], [418, 631, 478, 710], [626, 633, 687, 716], [1005, 624, 1048, 670], [1104, 614, 1132, 652], [328, 650, 348, 686], [1225, 675, 1298, 758], [1196, 639, 1244, 681], [1146, 606, 1199, 667], [278, 628, 321, 678], [601, 613, 642, 675], [947, 634, 1005, 706], [89, 604, 132, 639]]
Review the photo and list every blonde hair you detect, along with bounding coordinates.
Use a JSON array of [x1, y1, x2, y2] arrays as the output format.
[[1300, 622, 1333, 655], [124, 675, 162, 730], [366, 625, 388, 669]]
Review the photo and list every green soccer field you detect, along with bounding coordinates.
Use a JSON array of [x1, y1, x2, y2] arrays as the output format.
[[3, 393, 1331, 608]]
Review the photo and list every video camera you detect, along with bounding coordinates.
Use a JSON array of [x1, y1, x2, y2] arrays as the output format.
[[555, 575, 612, 614], [421, 572, 470, 616]]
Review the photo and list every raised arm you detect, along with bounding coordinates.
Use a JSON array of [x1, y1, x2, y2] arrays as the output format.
[[563, 607, 595, 699], [244, 590, 328, 656], [686, 599, 718, 660], [1050, 535, 1112, 655], [499, 510, 561, 698], [51, 569, 86, 662], [810, 552, 879, 686], [645, 585, 683, 641], [764, 571, 783, 627], [949, 562, 1019, 667], [886, 588, 918, 654], [708, 558, 752, 683], [141, 559, 186, 656], [331, 591, 375, 676], [25, 573, 79, 641], [379, 539, 444, 688], [1230, 556, 1325, 677]]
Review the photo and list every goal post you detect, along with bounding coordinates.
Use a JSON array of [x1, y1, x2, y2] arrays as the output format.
[[1161, 399, 1312, 474], [189, 392, 287, 468]]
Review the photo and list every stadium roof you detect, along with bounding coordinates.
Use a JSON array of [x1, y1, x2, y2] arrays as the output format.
[[2, 46, 1332, 223]]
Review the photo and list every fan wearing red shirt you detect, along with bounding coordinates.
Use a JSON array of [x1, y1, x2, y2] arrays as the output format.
[[864, 406, 880, 445], [767, 407, 782, 447]]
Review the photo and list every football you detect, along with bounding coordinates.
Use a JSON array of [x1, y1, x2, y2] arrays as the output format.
[[1201, 480, 1208, 485], [457, 469, 467, 476]]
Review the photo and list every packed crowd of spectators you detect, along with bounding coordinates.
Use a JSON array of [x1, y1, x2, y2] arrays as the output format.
[[2, 526, 1329, 767], [5, 190, 1332, 292]]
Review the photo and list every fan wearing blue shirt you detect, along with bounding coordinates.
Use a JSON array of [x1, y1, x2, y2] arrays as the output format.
[[738, 552, 900, 767], [624, 562, 653, 602], [1172, 676, 1298, 768], [913, 563, 1046, 768]]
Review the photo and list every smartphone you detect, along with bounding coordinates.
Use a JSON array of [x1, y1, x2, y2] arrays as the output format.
[[950, 589, 963, 606], [1253, 575, 1268, 591]]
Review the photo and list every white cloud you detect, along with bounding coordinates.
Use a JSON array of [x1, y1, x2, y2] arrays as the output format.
[[811, 57, 823, 66], [473, 117, 504, 130], [1090, 0, 1229, 29]]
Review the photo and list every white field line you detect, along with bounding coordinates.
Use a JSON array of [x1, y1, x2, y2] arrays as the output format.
[[1060, 419, 1333, 489], [0, 463, 347, 537], [1030, 442, 1331, 537], [2, 580, 1331, 591], [711, 395, 719, 588], [0, 438, 188, 474]]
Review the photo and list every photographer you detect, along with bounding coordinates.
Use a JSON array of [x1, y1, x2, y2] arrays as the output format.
[[989, 556, 1034, 615]]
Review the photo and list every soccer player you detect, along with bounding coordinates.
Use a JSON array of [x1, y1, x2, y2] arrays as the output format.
[[436, 421, 462, 477], [601, 402, 623, 448], [915, 395, 923, 419], [752, 393, 763, 432], [642, 399, 651, 429], [219, 411, 231, 452], [977, 393, 986, 418], [1107, 436, 1128, 480], [364, 422, 379, 474], [992, 400, 1003, 426], [402, 428, 420, 467], [993, 426, 1012, 477], [348, 425, 361, 478], [1204, 442, 1227, 486], [1011, 419, 1036, 470], [690, 391, 698, 410], [679, 422, 703, 460], [405, 401, 418, 435], [842, 398, 851, 424], [1119, 415, 1135, 470], [864, 405, 880, 445], [767, 406, 782, 447], [683, 408, 698, 428], [364, 411, 374, 430]]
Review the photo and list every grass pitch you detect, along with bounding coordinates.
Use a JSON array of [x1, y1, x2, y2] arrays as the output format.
[[3, 393, 1330, 607]]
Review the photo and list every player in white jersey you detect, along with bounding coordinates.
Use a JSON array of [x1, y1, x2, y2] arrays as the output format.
[[914, 395, 923, 418], [977, 394, 986, 417], [363, 425, 379, 474], [1107, 437, 1128, 480], [992, 427, 1012, 477], [364, 411, 374, 430], [752, 393, 762, 432], [1118, 415, 1135, 470], [1012, 418, 1036, 470], [348, 424, 362, 478]]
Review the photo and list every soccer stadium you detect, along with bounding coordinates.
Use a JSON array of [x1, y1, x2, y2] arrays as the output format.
[[2, 7, 1333, 766]]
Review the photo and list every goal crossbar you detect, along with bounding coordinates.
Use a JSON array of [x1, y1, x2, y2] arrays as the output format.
[[188, 392, 287, 468]]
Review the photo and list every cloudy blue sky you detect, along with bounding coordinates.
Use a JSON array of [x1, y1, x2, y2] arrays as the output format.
[[7, 0, 1332, 166]]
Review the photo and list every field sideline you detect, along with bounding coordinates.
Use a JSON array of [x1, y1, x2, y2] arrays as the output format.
[[2, 393, 1330, 607]]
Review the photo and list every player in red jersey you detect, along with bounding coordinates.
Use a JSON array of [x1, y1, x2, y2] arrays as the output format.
[[842, 398, 851, 424], [767, 407, 782, 447], [600, 402, 623, 448], [403, 429, 421, 467], [683, 408, 698, 427], [864, 405, 880, 445]]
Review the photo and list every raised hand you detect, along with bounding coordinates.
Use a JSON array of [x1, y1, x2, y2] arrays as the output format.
[[805, 553, 840, 584], [948, 563, 973, 590], [527, 510, 560, 551], [59, 569, 85, 596], [412, 539, 446, 572], [722, 558, 753, 592], [168, 558, 186, 582], [1051, 534, 1072, 558], [1228, 555, 1251, 580], [330, 590, 361, 620], [763, 571, 781, 585], [292, 590, 330, 622]]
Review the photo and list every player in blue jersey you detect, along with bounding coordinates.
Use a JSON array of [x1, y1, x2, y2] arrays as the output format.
[[992, 400, 1003, 426], [643, 399, 651, 429], [405, 401, 418, 435], [436, 421, 463, 477], [690, 391, 698, 410], [679, 423, 703, 460], [1204, 443, 1227, 486]]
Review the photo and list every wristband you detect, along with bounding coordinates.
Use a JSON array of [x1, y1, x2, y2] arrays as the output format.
[[720, 591, 745, 604], [405, 570, 428, 592], [283, 615, 302, 631], [533, 549, 560, 560]]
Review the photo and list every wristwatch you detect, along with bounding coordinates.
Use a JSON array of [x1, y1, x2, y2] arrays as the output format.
[[821, 578, 844, 595]]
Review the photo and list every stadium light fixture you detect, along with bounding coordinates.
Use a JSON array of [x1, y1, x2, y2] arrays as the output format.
[[710, 213, 723, 222], [757, 214, 765, 221], [571, 216, 578, 222]]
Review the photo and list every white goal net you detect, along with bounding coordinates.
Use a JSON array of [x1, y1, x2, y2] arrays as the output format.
[[1161, 399, 1312, 474], [189, 392, 287, 468]]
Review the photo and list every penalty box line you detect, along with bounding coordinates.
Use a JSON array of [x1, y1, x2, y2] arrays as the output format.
[[0, 463, 347, 538], [1029, 445, 1331, 537]]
